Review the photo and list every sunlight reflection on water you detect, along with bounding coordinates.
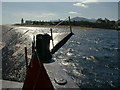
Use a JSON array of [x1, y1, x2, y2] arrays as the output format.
[[3, 26, 119, 88]]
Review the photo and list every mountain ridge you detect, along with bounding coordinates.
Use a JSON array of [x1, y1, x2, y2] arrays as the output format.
[[71, 17, 96, 22], [50, 17, 96, 22]]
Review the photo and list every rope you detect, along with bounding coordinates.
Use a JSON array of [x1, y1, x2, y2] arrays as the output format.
[[50, 17, 68, 29], [49, 16, 72, 49]]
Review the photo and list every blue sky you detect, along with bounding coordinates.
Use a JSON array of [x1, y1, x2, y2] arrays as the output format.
[[2, 2, 118, 24]]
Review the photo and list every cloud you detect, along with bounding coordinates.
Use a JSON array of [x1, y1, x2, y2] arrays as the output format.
[[73, 0, 99, 8], [73, 2, 88, 8], [39, 13, 56, 18], [68, 11, 81, 17], [83, 0, 98, 3], [68, 11, 78, 15]]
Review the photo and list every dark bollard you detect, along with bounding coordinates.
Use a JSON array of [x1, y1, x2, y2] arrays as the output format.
[[36, 34, 52, 63]]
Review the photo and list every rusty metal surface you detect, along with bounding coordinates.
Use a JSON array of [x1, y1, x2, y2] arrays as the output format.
[[23, 51, 54, 89]]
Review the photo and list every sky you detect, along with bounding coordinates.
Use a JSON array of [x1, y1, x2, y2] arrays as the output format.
[[1, 0, 119, 24], [1, 0, 120, 2]]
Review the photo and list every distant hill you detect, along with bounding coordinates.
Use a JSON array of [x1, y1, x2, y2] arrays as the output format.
[[71, 17, 96, 22], [50, 17, 96, 22]]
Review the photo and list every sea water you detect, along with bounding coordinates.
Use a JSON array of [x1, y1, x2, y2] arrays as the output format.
[[2, 26, 120, 88], [53, 27, 119, 88]]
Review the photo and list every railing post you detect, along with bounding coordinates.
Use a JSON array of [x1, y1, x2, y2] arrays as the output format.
[[50, 28, 54, 48], [25, 47, 28, 70], [68, 16, 73, 33]]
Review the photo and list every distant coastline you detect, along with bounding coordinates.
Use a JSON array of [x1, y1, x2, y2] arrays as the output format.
[[14, 17, 119, 30], [12, 24, 98, 30], [12, 24, 119, 31]]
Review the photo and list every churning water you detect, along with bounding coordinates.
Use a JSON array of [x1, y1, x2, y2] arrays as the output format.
[[53, 27, 119, 88], [2, 26, 120, 88]]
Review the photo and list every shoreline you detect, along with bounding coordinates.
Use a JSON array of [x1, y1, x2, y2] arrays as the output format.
[[12, 24, 101, 30], [1, 24, 118, 31]]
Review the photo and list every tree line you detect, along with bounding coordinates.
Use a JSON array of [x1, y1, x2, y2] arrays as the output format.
[[15, 18, 119, 30]]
